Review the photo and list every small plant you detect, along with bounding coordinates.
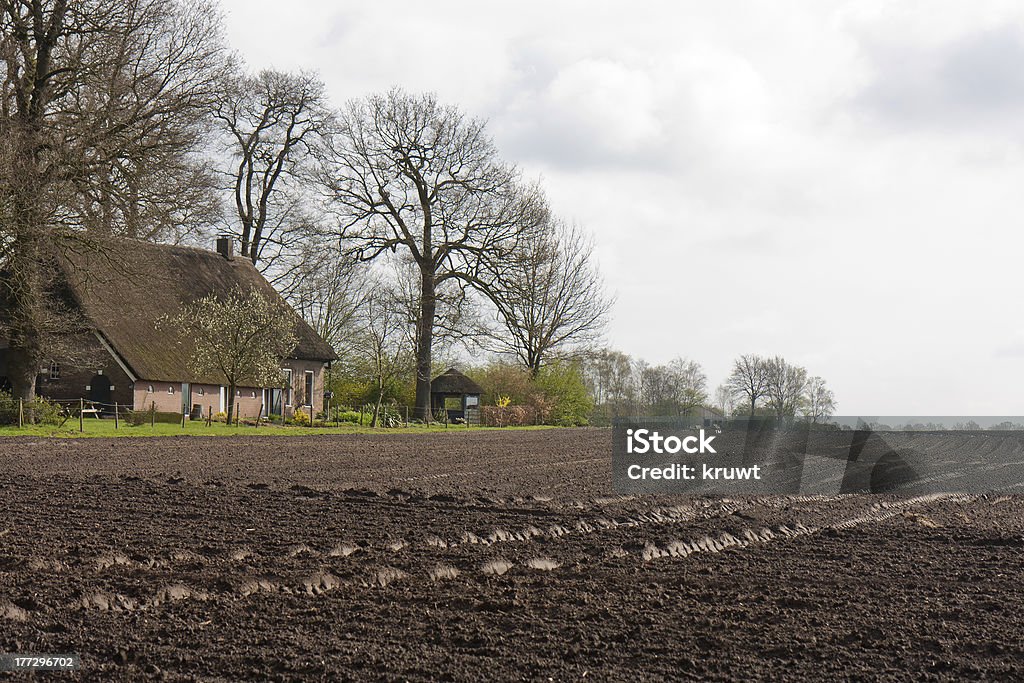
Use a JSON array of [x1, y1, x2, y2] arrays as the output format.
[[336, 410, 361, 424], [291, 408, 310, 426], [373, 404, 402, 428], [492, 395, 513, 428], [212, 411, 228, 423]]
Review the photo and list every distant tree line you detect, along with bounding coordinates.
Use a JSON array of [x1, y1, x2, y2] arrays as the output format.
[[579, 350, 837, 426], [724, 354, 836, 422]]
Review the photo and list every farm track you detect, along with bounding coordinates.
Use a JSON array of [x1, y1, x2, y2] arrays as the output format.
[[2, 430, 1024, 680]]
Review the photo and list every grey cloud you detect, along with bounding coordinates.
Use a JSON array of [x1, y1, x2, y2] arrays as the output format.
[[854, 26, 1024, 129], [994, 340, 1024, 358]]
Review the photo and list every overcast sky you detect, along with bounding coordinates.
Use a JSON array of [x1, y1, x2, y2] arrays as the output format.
[[220, 0, 1024, 415]]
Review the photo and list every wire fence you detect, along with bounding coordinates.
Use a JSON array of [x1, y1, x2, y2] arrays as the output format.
[[6, 397, 476, 432]]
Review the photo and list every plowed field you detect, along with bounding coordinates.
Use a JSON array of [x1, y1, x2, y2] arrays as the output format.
[[1, 430, 1022, 680]]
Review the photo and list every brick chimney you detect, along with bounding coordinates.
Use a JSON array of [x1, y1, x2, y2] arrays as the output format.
[[216, 235, 234, 260]]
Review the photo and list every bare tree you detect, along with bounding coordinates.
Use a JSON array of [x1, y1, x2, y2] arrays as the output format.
[[215, 69, 332, 276], [801, 375, 836, 423], [481, 219, 611, 377], [0, 0, 227, 401], [638, 357, 708, 417], [62, 1, 225, 243], [324, 89, 546, 420], [386, 254, 485, 363], [283, 243, 362, 355], [713, 383, 734, 417], [764, 356, 808, 419], [582, 348, 639, 422], [161, 287, 297, 424], [352, 283, 413, 427], [727, 354, 770, 416]]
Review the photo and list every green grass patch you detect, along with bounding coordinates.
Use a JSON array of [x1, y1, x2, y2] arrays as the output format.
[[0, 419, 554, 438]]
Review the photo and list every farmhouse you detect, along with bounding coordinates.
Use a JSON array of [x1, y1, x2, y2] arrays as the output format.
[[0, 237, 337, 419]]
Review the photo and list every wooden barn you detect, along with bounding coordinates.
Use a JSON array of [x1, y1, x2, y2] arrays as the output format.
[[430, 368, 482, 424]]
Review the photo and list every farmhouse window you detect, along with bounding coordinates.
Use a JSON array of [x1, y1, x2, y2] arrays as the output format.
[[168, 385, 174, 394], [147, 385, 153, 393], [282, 368, 293, 406], [198, 387, 205, 396], [49, 362, 60, 380], [304, 371, 314, 407]]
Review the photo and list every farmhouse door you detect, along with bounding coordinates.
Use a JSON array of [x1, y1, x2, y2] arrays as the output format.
[[267, 388, 282, 416], [88, 374, 112, 406]]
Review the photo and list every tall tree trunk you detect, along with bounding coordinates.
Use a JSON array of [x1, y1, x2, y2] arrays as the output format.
[[414, 266, 436, 422], [227, 383, 236, 425], [5, 213, 44, 404], [372, 384, 383, 428], [6, 348, 39, 403], [528, 349, 541, 379]]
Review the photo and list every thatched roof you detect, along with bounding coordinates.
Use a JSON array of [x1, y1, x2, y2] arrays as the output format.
[[431, 368, 482, 395], [57, 238, 337, 383]]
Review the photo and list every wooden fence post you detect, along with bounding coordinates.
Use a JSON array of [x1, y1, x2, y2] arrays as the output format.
[[235, 402, 240, 427], [79, 398, 84, 433], [151, 401, 155, 427], [181, 404, 186, 429], [257, 404, 264, 429], [18, 399, 23, 428], [207, 405, 212, 427], [114, 403, 119, 430]]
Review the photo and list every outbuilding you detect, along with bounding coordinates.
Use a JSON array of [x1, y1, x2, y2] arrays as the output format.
[[430, 368, 482, 424]]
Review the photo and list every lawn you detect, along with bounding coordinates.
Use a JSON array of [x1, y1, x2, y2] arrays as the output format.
[[0, 418, 548, 438]]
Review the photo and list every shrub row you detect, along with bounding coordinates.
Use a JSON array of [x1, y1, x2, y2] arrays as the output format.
[[481, 405, 540, 427]]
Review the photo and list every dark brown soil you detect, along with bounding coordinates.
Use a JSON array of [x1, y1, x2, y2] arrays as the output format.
[[1, 429, 1022, 681]]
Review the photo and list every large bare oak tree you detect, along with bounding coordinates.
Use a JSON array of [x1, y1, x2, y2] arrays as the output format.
[[324, 89, 546, 420]]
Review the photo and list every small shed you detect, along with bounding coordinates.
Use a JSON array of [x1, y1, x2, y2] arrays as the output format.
[[430, 368, 483, 424]]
